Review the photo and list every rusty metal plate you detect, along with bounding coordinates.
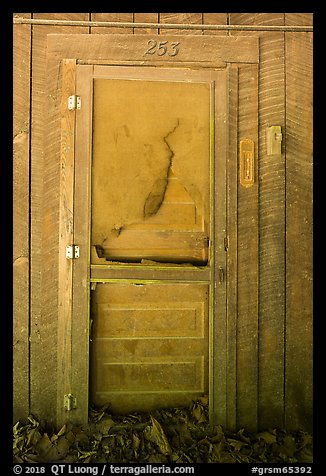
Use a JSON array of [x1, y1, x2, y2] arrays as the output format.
[[240, 139, 255, 187]]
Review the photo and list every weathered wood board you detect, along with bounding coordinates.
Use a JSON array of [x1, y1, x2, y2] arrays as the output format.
[[46, 33, 259, 66], [159, 13, 203, 34], [236, 63, 259, 433], [31, 13, 89, 425], [91, 13, 134, 34], [231, 12, 287, 430], [226, 65, 238, 431], [13, 12, 31, 423], [285, 13, 313, 432], [56, 59, 77, 426]]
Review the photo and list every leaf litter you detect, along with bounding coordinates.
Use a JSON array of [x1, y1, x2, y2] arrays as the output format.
[[13, 397, 313, 464]]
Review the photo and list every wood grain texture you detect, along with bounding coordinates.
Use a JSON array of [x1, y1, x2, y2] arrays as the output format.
[[202, 13, 228, 35], [91, 13, 133, 34], [90, 265, 210, 282], [232, 13, 287, 430], [31, 13, 89, 425], [71, 65, 93, 425], [159, 13, 203, 34], [47, 34, 259, 65], [258, 27, 286, 430], [13, 13, 31, 423], [133, 13, 159, 34], [56, 60, 77, 427], [211, 70, 228, 427], [236, 63, 259, 433], [285, 13, 313, 26], [285, 14, 313, 432], [226, 65, 238, 431], [230, 13, 285, 27]]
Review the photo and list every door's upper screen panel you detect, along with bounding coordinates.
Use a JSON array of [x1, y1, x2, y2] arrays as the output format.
[[91, 79, 211, 264]]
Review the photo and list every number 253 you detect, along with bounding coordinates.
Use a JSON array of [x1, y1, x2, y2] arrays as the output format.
[[145, 39, 180, 57]]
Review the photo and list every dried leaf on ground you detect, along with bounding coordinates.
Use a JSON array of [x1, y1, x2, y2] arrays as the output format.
[[144, 416, 172, 457], [13, 400, 313, 464], [257, 429, 277, 444]]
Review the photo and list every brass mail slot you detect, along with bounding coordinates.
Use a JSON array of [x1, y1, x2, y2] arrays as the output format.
[[240, 139, 255, 187]]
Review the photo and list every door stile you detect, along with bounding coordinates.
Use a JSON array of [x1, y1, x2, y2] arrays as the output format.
[[57, 59, 78, 427], [210, 69, 228, 426], [226, 65, 239, 431], [70, 64, 94, 425], [57, 63, 94, 427], [208, 76, 216, 425]]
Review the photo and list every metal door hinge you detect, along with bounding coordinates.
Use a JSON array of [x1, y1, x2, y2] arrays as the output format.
[[68, 95, 81, 110], [66, 244, 80, 259], [64, 393, 77, 411]]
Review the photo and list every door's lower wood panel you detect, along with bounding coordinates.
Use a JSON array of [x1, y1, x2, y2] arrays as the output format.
[[90, 283, 209, 413], [96, 357, 204, 391]]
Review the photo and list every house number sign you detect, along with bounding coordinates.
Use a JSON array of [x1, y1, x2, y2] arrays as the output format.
[[144, 39, 180, 57]]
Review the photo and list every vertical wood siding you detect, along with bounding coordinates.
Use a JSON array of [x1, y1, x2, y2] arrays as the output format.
[[13, 12, 313, 432], [257, 24, 286, 431], [226, 65, 238, 431], [13, 12, 31, 423], [159, 13, 203, 34], [90, 13, 134, 34], [230, 12, 287, 431], [30, 13, 89, 425], [284, 13, 313, 432], [236, 63, 259, 432]]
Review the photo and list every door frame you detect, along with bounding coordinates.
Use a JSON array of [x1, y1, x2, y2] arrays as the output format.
[[43, 33, 259, 428]]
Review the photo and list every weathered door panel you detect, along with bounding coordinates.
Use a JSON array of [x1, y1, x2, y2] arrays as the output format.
[[90, 283, 209, 413]]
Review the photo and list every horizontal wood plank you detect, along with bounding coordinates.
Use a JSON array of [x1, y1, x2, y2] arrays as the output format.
[[47, 34, 259, 64], [91, 263, 210, 283]]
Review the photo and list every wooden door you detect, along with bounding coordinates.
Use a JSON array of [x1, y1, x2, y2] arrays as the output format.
[[73, 65, 227, 416]]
